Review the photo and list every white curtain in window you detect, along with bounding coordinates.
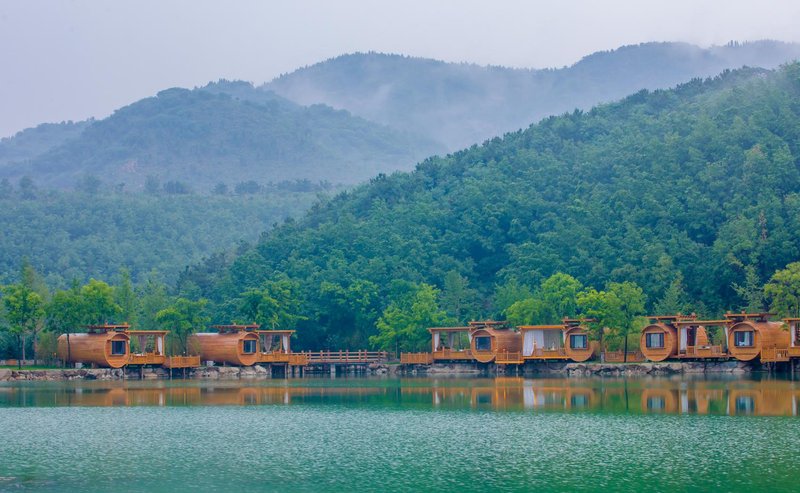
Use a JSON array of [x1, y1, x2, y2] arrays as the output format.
[[792, 323, 797, 347], [533, 330, 545, 351], [563, 331, 567, 344], [523, 331, 535, 356], [157, 336, 163, 354], [433, 332, 440, 351], [543, 330, 561, 349], [282, 335, 290, 352], [447, 332, 456, 349], [468, 331, 473, 343], [680, 328, 688, 350]]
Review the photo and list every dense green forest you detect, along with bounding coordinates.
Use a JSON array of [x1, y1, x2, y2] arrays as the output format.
[[168, 63, 800, 349], [0, 81, 441, 190], [268, 41, 800, 149], [0, 182, 322, 287]]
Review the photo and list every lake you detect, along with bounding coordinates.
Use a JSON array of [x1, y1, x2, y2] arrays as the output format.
[[1, 376, 798, 492]]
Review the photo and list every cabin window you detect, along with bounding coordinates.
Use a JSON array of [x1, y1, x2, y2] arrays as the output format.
[[242, 340, 256, 354], [735, 396, 755, 414], [645, 333, 664, 349], [734, 331, 754, 347], [474, 336, 491, 351], [570, 394, 588, 407], [110, 340, 126, 356], [570, 334, 588, 350], [647, 396, 666, 410]]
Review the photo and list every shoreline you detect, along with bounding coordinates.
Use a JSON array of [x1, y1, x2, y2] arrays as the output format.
[[1, 360, 790, 382]]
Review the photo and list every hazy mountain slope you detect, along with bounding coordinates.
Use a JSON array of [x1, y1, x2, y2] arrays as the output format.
[[0, 188, 318, 287], [267, 41, 800, 149], [191, 64, 800, 348], [1, 81, 442, 190], [0, 120, 91, 166]]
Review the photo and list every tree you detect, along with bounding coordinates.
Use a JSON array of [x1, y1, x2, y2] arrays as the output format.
[[653, 272, 691, 315], [370, 283, 452, 355], [492, 278, 534, 316], [764, 262, 800, 318], [45, 282, 85, 365], [155, 298, 210, 355], [18, 176, 36, 200], [505, 273, 583, 325], [236, 279, 306, 329], [577, 281, 646, 362], [114, 268, 138, 326], [733, 264, 766, 313], [1, 283, 44, 367], [440, 270, 477, 323], [80, 279, 121, 324], [144, 175, 160, 194]]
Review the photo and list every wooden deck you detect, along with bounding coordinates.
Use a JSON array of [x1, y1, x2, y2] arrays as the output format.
[[400, 352, 434, 364], [258, 352, 310, 366], [523, 348, 569, 360], [678, 345, 726, 358], [162, 356, 201, 368], [496, 350, 523, 364], [761, 347, 790, 363], [128, 353, 166, 365], [433, 349, 473, 361]]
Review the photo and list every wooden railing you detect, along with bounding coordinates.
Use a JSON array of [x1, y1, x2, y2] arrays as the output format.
[[682, 345, 725, 357], [602, 351, 645, 363], [761, 347, 790, 362], [495, 350, 523, 364], [287, 353, 310, 366], [433, 349, 473, 360], [528, 348, 568, 359], [302, 350, 388, 364], [163, 356, 201, 368], [400, 352, 434, 364], [128, 353, 166, 365]]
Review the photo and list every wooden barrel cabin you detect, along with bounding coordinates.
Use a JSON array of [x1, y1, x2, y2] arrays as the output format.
[[57, 324, 131, 368], [190, 324, 261, 366], [725, 313, 789, 362], [563, 319, 595, 362], [468, 321, 521, 363]]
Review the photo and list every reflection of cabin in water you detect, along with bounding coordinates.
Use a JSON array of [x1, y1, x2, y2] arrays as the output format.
[[725, 313, 790, 362]]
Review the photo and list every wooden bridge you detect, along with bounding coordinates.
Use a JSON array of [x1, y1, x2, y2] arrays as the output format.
[[302, 350, 388, 365]]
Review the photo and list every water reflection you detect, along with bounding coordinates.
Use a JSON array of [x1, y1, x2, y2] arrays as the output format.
[[1, 377, 799, 416]]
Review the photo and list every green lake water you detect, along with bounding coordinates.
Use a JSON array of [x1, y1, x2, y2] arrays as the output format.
[[1, 376, 799, 492]]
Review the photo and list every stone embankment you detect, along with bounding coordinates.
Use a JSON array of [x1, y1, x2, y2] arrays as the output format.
[[0, 363, 397, 382], [401, 360, 761, 376]]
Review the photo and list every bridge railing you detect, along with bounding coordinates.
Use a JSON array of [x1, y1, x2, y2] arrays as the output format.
[[302, 350, 388, 364]]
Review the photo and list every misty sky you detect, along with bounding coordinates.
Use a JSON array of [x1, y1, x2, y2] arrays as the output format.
[[1, 0, 799, 137]]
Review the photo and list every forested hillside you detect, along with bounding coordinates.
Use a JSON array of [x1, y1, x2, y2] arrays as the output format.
[[0, 185, 320, 286], [267, 41, 800, 149], [0, 81, 441, 190], [0, 120, 90, 166], [184, 64, 800, 348]]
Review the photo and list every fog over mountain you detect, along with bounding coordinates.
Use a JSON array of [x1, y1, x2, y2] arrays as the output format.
[[267, 41, 800, 150]]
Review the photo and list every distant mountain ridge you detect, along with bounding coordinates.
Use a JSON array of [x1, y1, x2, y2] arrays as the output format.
[[0, 81, 442, 190], [266, 41, 800, 149]]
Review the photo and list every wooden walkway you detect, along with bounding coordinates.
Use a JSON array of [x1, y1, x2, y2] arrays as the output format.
[[302, 350, 388, 365]]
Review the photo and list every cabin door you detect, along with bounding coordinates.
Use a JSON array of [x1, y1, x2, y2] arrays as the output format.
[[686, 327, 696, 348]]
